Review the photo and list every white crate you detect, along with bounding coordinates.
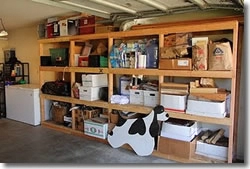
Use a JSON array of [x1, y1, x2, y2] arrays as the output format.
[[161, 120, 200, 137], [195, 140, 228, 161], [82, 74, 108, 87], [84, 119, 108, 139], [160, 94, 187, 112], [79, 86, 101, 101], [186, 95, 229, 118], [129, 89, 144, 105], [143, 90, 159, 107]]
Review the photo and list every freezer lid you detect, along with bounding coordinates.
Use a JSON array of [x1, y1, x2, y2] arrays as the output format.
[[5, 84, 40, 92]]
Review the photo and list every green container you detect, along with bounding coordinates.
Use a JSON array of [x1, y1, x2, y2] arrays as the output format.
[[100, 56, 108, 67], [49, 48, 69, 66]]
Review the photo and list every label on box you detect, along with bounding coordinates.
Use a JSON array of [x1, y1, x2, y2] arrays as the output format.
[[178, 60, 189, 66]]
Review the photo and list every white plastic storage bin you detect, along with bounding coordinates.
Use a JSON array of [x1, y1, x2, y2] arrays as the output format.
[[129, 89, 144, 105], [143, 90, 159, 107], [79, 86, 102, 101]]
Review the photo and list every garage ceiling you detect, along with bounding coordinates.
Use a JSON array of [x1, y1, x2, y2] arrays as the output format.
[[32, 0, 244, 22]]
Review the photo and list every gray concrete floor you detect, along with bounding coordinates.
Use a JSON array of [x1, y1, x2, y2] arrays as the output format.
[[0, 118, 175, 164]]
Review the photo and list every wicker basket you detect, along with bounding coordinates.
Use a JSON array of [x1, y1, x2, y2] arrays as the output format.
[[52, 105, 68, 124]]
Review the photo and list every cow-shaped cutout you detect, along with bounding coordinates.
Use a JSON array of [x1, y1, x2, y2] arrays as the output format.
[[108, 105, 169, 156]]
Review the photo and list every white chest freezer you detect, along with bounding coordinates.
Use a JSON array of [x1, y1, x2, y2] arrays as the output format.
[[5, 84, 41, 126]]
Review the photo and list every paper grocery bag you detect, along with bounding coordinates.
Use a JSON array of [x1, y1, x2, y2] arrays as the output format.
[[208, 42, 232, 70]]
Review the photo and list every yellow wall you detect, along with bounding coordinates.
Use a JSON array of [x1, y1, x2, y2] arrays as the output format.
[[0, 39, 9, 63], [7, 25, 40, 84]]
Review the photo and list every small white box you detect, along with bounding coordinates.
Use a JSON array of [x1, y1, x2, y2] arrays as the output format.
[[186, 96, 227, 118], [195, 140, 228, 161], [79, 86, 101, 101], [82, 74, 108, 87], [143, 90, 159, 107], [160, 94, 187, 112], [129, 89, 144, 105], [58, 19, 78, 36], [84, 119, 108, 139], [63, 116, 72, 123]]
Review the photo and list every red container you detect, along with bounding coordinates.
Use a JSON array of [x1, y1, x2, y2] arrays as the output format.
[[46, 23, 54, 38], [79, 16, 96, 34]]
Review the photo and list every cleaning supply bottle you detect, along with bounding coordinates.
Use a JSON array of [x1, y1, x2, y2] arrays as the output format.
[[145, 38, 159, 68]]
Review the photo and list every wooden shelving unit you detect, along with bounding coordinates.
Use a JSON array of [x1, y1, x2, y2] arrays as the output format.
[[38, 17, 243, 163]]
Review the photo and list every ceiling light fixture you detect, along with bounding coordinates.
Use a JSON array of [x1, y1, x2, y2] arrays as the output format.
[[0, 18, 8, 37]]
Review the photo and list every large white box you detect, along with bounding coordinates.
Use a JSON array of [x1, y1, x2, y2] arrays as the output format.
[[79, 86, 101, 101], [195, 140, 228, 161], [161, 119, 201, 142], [161, 120, 200, 137], [129, 89, 144, 105], [186, 96, 228, 118], [160, 94, 187, 112], [82, 74, 108, 87], [84, 119, 108, 139], [143, 90, 159, 107]]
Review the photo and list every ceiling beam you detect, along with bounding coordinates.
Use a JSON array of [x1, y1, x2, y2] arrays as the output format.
[[31, 0, 110, 18], [136, 0, 169, 13], [89, 0, 137, 15]]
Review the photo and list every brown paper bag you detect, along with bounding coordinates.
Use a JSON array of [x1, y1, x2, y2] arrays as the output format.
[[208, 42, 232, 70]]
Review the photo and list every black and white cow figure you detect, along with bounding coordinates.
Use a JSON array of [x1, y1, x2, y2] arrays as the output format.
[[108, 105, 169, 156]]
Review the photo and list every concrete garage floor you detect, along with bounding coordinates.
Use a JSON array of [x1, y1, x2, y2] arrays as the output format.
[[0, 118, 175, 164]]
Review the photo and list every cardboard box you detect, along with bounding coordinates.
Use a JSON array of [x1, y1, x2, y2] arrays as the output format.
[[160, 94, 187, 112], [129, 89, 144, 105], [195, 140, 228, 161], [95, 25, 119, 33], [84, 119, 108, 139], [143, 90, 159, 107], [158, 136, 196, 159], [81, 74, 108, 87], [159, 58, 192, 70], [186, 96, 228, 118], [78, 86, 102, 101], [192, 37, 208, 70]]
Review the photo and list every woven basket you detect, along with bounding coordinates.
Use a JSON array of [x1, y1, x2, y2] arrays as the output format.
[[52, 105, 68, 124]]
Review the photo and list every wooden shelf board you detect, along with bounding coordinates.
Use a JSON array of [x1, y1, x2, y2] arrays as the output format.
[[69, 67, 109, 73], [168, 111, 231, 125], [40, 94, 109, 108], [109, 103, 153, 114], [41, 121, 108, 144], [40, 66, 233, 78]]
